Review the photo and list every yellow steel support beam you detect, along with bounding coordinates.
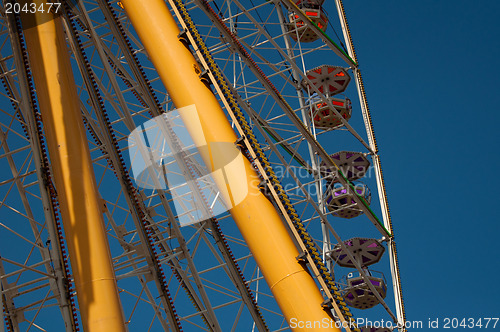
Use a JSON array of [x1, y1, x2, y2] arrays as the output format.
[[21, 5, 126, 332], [120, 0, 338, 330]]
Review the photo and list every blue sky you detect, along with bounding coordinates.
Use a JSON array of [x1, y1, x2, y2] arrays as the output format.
[[343, 0, 500, 329]]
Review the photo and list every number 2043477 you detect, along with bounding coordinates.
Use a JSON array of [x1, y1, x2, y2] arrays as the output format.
[[5, 2, 61, 14], [443, 318, 499, 329]]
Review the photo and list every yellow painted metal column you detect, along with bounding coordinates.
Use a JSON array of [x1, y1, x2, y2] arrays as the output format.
[[21, 5, 126, 332], [120, 0, 338, 330]]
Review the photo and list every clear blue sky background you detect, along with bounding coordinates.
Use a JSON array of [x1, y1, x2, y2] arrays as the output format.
[[344, 0, 500, 329]]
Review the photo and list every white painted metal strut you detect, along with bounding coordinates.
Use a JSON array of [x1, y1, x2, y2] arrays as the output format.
[[2, 12, 77, 331], [333, 0, 407, 329], [193, 0, 389, 239], [100, 199, 171, 330], [60, 6, 184, 330], [219, 0, 375, 154], [273, 2, 333, 273], [279, 0, 357, 68], [240, 96, 398, 323], [68, 3, 268, 329]]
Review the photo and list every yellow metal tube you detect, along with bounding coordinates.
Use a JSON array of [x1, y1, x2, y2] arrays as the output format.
[[21, 6, 126, 332], [120, 0, 338, 330]]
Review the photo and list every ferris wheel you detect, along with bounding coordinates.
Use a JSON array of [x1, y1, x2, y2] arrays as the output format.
[[0, 0, 406, 331]]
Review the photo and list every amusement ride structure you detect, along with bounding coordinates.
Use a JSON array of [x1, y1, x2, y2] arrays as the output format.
[[0, 0, 406, 331]]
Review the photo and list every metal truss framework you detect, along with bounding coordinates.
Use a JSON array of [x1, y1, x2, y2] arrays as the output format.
[[0, 0, 405, 331]]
